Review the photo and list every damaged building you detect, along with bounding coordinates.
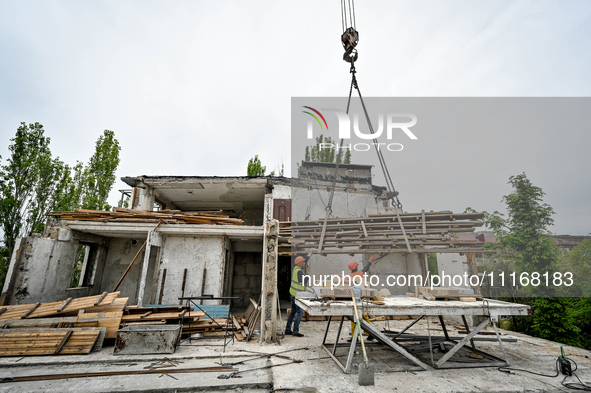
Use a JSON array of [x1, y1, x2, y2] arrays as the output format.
[[2, 162, 417, 315]]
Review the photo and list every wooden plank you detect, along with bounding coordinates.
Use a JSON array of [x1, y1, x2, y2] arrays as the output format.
[[77, 311, 123, 339], [112, 242, 147, 292], [158, 269, 167, 305], [199, 262, 207, 305], [247, 307, 261, 341], [121, 311, 204, 322], [90, 297, 128, 313], [180, 268, 188, 300], [360, 221, 368, 238], [122, 321, 167, 326], [93, 292, 108, 306], [22, 303, 41, 319], [422, 292, 436, 301], [421, 210, 426, 235], [57, 298, 73, 312], [0, 329, 100, 356], [55, 330, 73, 354], [0, 317, 78, 327]]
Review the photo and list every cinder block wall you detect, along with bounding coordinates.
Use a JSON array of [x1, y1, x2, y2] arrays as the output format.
[[231, 252, 262, 308]]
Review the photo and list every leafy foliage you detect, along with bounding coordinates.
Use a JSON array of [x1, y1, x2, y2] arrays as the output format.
[[305, 134, 351, 164], [0, 124, 121, 290], [476, 173, 590, 349], [0, 123, 55, 255], [558, 239, 591, 297], [485, 173, 558, 295], [247, 155, 266, 177], [81, 130, 121, 211], [530, 297, 582, 347]]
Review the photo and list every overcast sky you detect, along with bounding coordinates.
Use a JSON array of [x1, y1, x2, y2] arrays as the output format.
[[1, 0, 590, 235]]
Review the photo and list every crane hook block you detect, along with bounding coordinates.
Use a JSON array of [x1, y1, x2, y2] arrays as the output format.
[[341, 27, 359, 63]]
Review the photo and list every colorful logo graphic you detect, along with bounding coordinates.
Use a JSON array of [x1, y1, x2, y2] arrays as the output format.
[[302, 106, 329, 130]]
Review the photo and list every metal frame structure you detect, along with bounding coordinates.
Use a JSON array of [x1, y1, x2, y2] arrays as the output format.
[[297, 297, 528, 373], [178, 296, 239, 352]]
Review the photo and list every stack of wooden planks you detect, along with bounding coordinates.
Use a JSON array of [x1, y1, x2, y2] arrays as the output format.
[[0, 292, 123, 357], [49, 207, 243, 226], [280, 210, 486, 255], [0, 294, 264, 356], [179, 299, 261, 342], [121, 305, 204, 327], [237, 298, 261, 341]]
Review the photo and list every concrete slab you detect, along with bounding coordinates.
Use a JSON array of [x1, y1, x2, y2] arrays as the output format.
[[0, 316, 589, 392]]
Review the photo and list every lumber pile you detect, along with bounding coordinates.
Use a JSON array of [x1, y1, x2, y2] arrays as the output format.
[[120, 305, 205, 327], [49, 207, 243, 226], [0, 291, 120, 321], [280, 210, 486, 254], [0, 292, 123, 357], [180, 298, 261, 342], [0, 294, 262, 356]]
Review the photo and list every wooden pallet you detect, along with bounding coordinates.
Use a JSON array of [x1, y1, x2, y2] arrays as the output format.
[[0, 292, 120, 321], [0, 328, 101, 356]]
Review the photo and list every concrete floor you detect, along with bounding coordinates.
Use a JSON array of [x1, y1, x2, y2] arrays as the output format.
[[1, 315, 590, 393]]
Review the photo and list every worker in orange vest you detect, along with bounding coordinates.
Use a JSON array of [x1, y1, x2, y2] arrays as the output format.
[[347, 256, 375, 341]]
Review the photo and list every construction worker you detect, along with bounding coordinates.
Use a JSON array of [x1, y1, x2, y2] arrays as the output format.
[[285, 255, 309, 337], [347, 256, 375, 341]]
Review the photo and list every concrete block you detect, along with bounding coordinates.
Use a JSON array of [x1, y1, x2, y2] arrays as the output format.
[[57, 228, 73, 242], [234, 276, 248, 289], [234, 265, 245, 276], [253, 276, 262, 289], [246, 263, 261, 276]]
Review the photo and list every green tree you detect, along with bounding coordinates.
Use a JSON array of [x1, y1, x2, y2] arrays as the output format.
[[304, 134, 351, 164], [0, 123, 54, 258], [53, 162, 85, 212], [486, 173, 558, 289], [81, 130, 121, 211], [247, 155, 266, 177], [484, 173, 582, 346], [0, 125, 122, 291]]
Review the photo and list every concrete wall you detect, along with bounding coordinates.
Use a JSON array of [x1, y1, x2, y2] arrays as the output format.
[[231, 252, 262, 308], [98, 238, 146, 303], [436, 253, 471, 289], [241, 209, 264, 226], [157, 236, 226, 305], [3, 235, 79, 304]]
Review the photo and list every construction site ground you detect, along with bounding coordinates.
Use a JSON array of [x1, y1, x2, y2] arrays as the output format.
[[1, 313, 590, 393]]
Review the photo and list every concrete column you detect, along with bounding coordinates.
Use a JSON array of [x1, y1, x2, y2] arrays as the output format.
[[260, 219, 279, 344], [136, 186, 155, 211], [136, 230, 162, 306], [263, 194, 274, 223], [0, 237, 23, 305]]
